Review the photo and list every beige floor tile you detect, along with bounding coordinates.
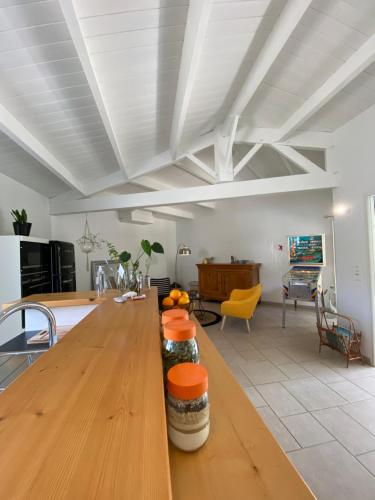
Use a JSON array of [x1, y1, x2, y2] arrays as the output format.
[[257, 406, 300, 452], [352, 377, 375, 396], [282, 377, 346, 411], [340, 399, 375, 434], [281, 412, 334, 447], [301, 361, 345, 383], [259, 348, 293, 365], [238, 348, 265, 363], [277, 362, 311, 380], [240, 360, 288, 385], [312, 407, 375, 456], [243, 387, 267, 408], [255, 382, 305, 417], [226, 363, 252, 388], [328, 380, 373, 403], [288, 441, 375, 500], [358, 451, 375, 476]]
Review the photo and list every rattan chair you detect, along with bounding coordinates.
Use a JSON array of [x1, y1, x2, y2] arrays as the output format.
[[316, 292, 362, 367]]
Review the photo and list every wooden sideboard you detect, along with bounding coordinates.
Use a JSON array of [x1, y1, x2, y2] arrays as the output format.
[[197, 263, 261, 301]]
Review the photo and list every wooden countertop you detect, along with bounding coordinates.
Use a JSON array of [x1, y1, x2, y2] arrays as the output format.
[[2, 291, 110, 309], [169, 317, 315, 500], [197, 263, 261, 267], [0, 289, 172, 499]]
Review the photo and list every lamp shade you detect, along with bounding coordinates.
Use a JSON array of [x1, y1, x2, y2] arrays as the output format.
[[178, 245, 191, 256]]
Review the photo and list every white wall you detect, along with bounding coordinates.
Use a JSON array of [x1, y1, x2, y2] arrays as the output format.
[[176, 190, 334, 303], [51, 211, 176, 291], [0, 171, 51, 238], [327, 104, 375, 362]]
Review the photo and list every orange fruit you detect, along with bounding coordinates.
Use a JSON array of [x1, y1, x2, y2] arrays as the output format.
[[162, 296, 174, 308], [178, 295, 190, 306], [181, 291, 189, 298], [170, 289, 182, 301]]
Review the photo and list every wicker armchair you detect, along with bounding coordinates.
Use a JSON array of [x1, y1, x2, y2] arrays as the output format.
[[316, 293, 362, 367]]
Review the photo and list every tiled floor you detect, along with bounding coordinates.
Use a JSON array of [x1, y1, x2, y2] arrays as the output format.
[[204, 302, 375, 500]]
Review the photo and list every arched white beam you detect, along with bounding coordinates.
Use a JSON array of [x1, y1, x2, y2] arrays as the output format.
[[233, 144, 263, 177]]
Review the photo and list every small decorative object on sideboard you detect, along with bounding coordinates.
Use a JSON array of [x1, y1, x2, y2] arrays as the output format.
[[11, 208, 31, 236], [167, 362, 210, 452]]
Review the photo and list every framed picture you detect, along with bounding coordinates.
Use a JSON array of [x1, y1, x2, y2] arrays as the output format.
[[287, 234, 325, 266], [90, 260, 119, 290]]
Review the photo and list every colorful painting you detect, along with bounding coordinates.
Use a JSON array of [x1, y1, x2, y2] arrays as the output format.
[[288, 235, 325, 266]]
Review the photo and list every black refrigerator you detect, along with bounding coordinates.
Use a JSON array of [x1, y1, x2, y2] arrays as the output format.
[[50, 241, 77, 292]]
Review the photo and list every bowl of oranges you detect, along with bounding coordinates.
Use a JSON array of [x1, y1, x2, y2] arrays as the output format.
[[162, 288, 190, 310]]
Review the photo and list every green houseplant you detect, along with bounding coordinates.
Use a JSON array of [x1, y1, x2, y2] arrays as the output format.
[[106, 239, 164, 292], [11, 209, 32, 236]]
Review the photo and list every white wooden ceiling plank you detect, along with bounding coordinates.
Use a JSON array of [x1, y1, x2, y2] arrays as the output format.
[[168, 0, 212, 160], [59, 0, 129, 177], [86, 25, 185, 55], [79, 6, 189, 38], [50, 171, 340, 215], [211, 1, 269, 21], [4, 57, 83, 81], [75, 0, 188, 18], [224, 0, 312, 121], [0, 103, 85, 194], [0, 1, 64, 31], [277, 33, 375, 140], [0, 22, 70, 52]]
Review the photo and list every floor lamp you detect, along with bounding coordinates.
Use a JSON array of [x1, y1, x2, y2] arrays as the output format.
[[173, 243, 191, 288]]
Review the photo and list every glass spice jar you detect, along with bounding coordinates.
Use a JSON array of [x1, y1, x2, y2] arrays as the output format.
[[167, 362, 209, 451], [162, 319, 199, 377]]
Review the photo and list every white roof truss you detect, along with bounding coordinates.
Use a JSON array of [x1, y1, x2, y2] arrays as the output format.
[[277, 33, 375, 140], [170, 0, 213, 159], [50, 172, 340, 216], [0, 103, 85, 194], [58, 0, 128, 177]]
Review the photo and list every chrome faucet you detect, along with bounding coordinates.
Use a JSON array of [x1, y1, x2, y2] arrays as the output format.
[[0, 302, 57, 347]]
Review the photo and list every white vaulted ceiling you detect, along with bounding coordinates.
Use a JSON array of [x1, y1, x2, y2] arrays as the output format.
[[0, 0, 375, 216]]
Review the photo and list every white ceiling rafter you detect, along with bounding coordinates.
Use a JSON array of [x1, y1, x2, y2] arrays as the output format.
[[173, 161, 216, 186], [223, 0, 313, 127], [50, 172, 340, 216], [118, 206, 194, 222], [233, 144, 263, 177], [277, 33, 375, 141], [170, 0, 213, 159], [235, 129, 333, 150], [186, 154, 216, 181], [131, 176, 214, 210], [58, 0, 129, 178], [214, 114, 239, 182], [270, 144, 323, 174], [0, 104, 85, 194]]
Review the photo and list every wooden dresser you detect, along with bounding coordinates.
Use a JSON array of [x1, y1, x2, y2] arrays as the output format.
[[197, 263, 261, 301]]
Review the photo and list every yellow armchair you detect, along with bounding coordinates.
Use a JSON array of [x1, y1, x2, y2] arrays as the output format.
[[221, 284, 262, 334]]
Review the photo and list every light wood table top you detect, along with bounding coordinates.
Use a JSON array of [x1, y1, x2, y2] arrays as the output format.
[[2, 291, 110, 309], [0, 289, 172, 499], [169, 317, 315, 500]]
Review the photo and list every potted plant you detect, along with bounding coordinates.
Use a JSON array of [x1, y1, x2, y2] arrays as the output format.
[[106, 239, 164, 292], [11, 209, 31, 236]]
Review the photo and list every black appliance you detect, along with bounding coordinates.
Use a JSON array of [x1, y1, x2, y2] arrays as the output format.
[[20, 241, 52, 297], [50, 241, 76, 292]]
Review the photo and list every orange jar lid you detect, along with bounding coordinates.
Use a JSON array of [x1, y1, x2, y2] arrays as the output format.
[[163, 319, 196, 341], [161, 308, 189, 325], [167, 363, 208, 400]]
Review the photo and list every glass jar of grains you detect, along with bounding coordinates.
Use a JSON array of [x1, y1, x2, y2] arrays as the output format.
[[162, 319, 199, 376], [167, 362, 209, 451]]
